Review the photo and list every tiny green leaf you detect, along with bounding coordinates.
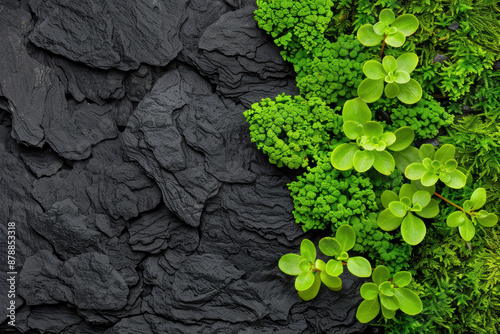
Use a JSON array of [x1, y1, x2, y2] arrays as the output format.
[[394, 288, 423, 315], [343, 121, 364, 140], [336, 225, 357, 252], [389, 201, 408, 218], [347, 256, 372, 277], [394, 146, 420, 172], [383, 56, 398, 73], [411, 179, 435, 195], [385, 82, 399, 98], [399, 183, 417, 201], [463, 200, 474, 213], [325, 259, 344, 277], [360, 282, 379, 300], [363, 60, 386, 80], [373, 22, 387, 35], [331, 143, 359, 171], [342, 98, 372, 124], [381, 304, 397, 319], [381, 190, 399, 209], [372, 150, 395, 175], [412, 191, 431, 208], [391, 14, 419, 36], [397, 79, 422, 104], [363, 121, 384, 138], [278, 254, 304, 276], [397, 53, 419, 74], [459, 218, 475, 241], [421, 171, 439, 186], [443, 169, 466, 189], [300, 239, 316, 263], [357, 24, 385, 46], [417, 199, 440, 218], [379, 281, 395, 296], [298, 272, 321, 301], [380, 294, 400, 311], [319, 237, 342, 257], [385, 31, 406, 47], [476, 212, 498, 227], [373, 265, 391, 285], [419, 144, 435, 161], [378, 208, 404, 231], [381, 132, 397, 146], [321, 272, 342, 291], [393, 272, 412, 287], [379, 9, 395, 25], [447, 211, 467, 227], [470, 188, 487, 210], [444, 159, 458, 172], [358, 78, 384, 103], [395, 70, 411, 84], [295, 270, 315, 291], [299, 259, 311, 272], [405, 163, 427, 180], [434, 144, 455, 163], [401, 212, 426, 245], [356, 297, 380, 323]]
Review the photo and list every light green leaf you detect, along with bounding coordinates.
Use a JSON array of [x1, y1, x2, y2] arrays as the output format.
[[384, 82, 399, 98], [421, 171, 439, 186], [389, 201, 408, 218], [379, 8, 395, 25], [373, 265, 391, 285], [347, 257, 372, 278], [399, 184, 417, 200], [380, 294, 400, 311], [300, 239, 316, 263], [378, 208, 404, 231], [357, 24, 385, 46], [388, 127, 414, 152], [342, 98, 372, 124], [336, 225, 357, 252], [434, 144, 455, 163], [476, 212, 498, 227], [397, 79, 422, 104], [419, 144, 435, 161], [405, 163, 427, 180], [391, 14, 419, 36], [393, 271, 412, 287], [395, 70, 411, 84], [397, 53, 419, 73], [360, 282, 379, 300], [417, 199, 440, 218], [298, 272, 321, 301], [470, 188, 487, 210], [278, 254, 304, 276], [358, 78, 384, 103], [331, 143, 359, 171], [325, 259, 344, 277], [381, 190, 399, 209], [356, 297, 380, 323], [295, 270, 315, 291], [383, 56, 398, 73], [463, 200, 474, 213], [401, 212, 426, 245], [447, 211, 467, 227], [394, 146, 419, 172], [343, 121, 364, 140], [379, 281, 395, 296], [381, 304, 397, 319], [321, 271, 342, 291], [363, 60, 386, 80], [411, 179, 435, 195], [299, 259, 311, 272], [394, 288, 423, 315], [353, 150, 375, 173], [373, 22, 386, 35], [363, 121, 384, 138], [412, 191, 431, 208], [385, 31, 406, 47], [372, 150, 395, 175], [443, 169, 466, 189], [443, 159, 458, 172], [381, 132, 397, 146], [319, 237, 342, 257], [459, 218, 475, 241]]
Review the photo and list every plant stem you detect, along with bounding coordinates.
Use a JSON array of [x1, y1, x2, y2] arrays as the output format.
[[433, 192, 466, 213], [380, 36, 387, 59]]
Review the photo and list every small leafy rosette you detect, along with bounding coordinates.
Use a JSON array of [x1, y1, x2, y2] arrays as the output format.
[[356, 265, 423, 323], [446, 188, 499, 241], [319, 225, 372, 278], [331, 98, 414, 175], [377, 183, 439, 245], [278, 239, 342, 301], [357, 9, 419, 48], [405, 144, 467, 189], [358, 53, 422, 104]]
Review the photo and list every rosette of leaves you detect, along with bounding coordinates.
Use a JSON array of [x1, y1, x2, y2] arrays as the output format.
[[356, 265, 423, 323], [377, 183, 439, 245], [405, 144, 467, 189], [446, 188, 499, 241], [357, 9, 419, 48], [330, 98, 414, 175], [278, 239, 342, 301], [319, 225, 372, 278], [358, 54, 423, 104]]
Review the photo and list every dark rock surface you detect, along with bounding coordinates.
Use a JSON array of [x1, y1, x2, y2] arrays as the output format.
[[0, 0, 368, 333]]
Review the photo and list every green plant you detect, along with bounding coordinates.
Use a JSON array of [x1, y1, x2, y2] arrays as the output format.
[[357, 265, 422, 323]]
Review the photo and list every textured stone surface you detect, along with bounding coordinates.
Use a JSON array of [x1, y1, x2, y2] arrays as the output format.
[[0, 0, 369, 332]]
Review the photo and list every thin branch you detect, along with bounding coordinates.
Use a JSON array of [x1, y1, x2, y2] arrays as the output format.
[[433, 192, 466, 213], [380, 36, 387, 59]]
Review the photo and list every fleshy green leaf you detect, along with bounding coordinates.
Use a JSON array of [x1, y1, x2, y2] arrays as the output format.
[[379, 281, 395, 296], [383, 56, 398, 73], [342, 98, 372, 124], [300, 239, 316, 263], [394, 146, 419, 172], [336, 225, 357, 252], [405, 163, 427, 180], [470, 188, 487, 210], [379, 8, 395, 25], [381, 190, 399, 209], [380, 294, 400, 311], [372, 150, 395, 175], [385, 82, 399, 98], [447, 211, 467, 227], [397, 79, 422, 104], [393, 272, 412, 287], [476, 212, 498, 227], [356, 297, 380, 323], [298, 272, 321, 301], [395, 70, 411, 84], [443, 169, 466, 189], [357, 24, 385, 46], [389, 201, 408, 218], [444, 159, 458, 172], [434, 144, 455, 163], [381, 304, 397, 319], [278, 254, 304, 276], [343, 121, 364, 140], [412, 191, 431, 208], [321, 271, 342, 291], [459, 218, 475, 241], [360, 282, 379, 300], [397, 53, 419, 73], [385, 31, 406, 47], [373, 265, 391, 285], [419, 144, 435, 161], [412, 179, 435, 195], [325, 259, 344, 277], [463, 200, 474, 213], [381, 132, 397, 146], [394, 288, 423, 315], [399, 183, 417, 200], [391, 14, 419, 36], [299, 259, 311, 272], [331, 143, 359, 171], [319, 237, 342, 257], [378, 208, 404, 231], [364, 60, 386, 80], [417, 199, 440, 218], [358, 78, 384, 103], [295, 270, 315, 291], [363, 121, 384, 138], [421, 171, 439, 186], [373, 22, 386, 35], [401, 212, 426, 245], [347, 256, 372, 277]]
